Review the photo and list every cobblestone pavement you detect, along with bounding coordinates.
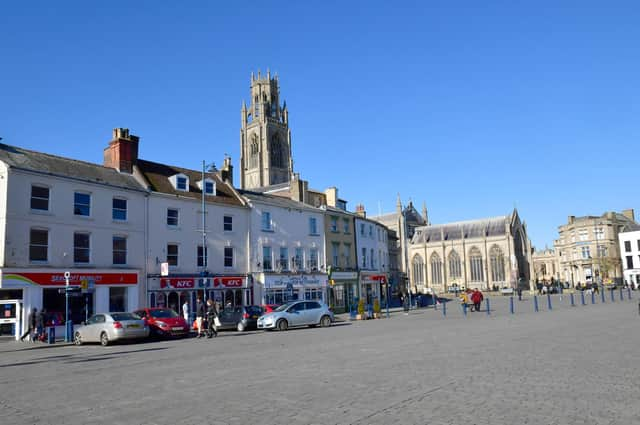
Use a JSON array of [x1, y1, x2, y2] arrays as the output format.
[[1, 294, 639, 425]]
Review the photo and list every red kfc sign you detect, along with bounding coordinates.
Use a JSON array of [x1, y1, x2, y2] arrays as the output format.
[[213, 276, 244, 288], [160, 278, 195, 289]]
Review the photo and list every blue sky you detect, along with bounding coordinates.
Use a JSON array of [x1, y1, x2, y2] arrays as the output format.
[[1, 1, 638, 249]]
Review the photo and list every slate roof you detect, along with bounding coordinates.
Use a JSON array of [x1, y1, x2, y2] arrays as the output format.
[[0, 143, 145, 191], [136, 159, 245, 207], [239, 189, 323, 213], [412, 215, 509, 244]]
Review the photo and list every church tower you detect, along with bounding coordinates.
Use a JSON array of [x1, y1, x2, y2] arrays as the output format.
[[240, 70, 293, 190]]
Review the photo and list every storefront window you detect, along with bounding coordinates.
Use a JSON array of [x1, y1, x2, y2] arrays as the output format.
[[304, 288, 323, 302], [42, 288, 93, 325], [109, 287, 127, 312]]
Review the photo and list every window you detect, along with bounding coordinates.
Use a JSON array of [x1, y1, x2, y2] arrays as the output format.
[[30, 185, 49, 211], [626, 256, 633, 269], [595, 227, 604, 240], [625, 241, 632, 252], [177, 176, 187, 191], [167, 244, 178, 266], [343, 218, 350, 234], [361, 248, 367, 268], [330, 217, 338, 232], [412, 255, 424, 285], [309, 217, 318, 235], [224, 247, 233, 268], [360, 223, 365, 236], [344, 244, 351, 268], [262, 246, 272, 271], [369, 225, 373, 237], [279, 247, 289, 271], [167, 209, 179, 226], [309, 248, 318, 270], [578, 229, 588, 241], [430, 254, 442, 285], [109, 287, 127, 312], [262, 211, 272, 231], [74, 192, 91, 216], [370, 248, 375, 268], [490, 246, 505, 283], [29, 229, 48, 262], [294, 248, 303, 270], [469, 248, 483, 282], [204, 181, 215, 194], [74, 232, 90, 263], [581, 246, 590, 259], [223, 215, 233, 231], [597, 245, 607, 258], [449, 250, 462, 279], [331, 243, 339, 266], [638, 240, 640, 251], [112, 236, 127, 265], [197, 245, 208, 268], [112, 198, 127, 221]]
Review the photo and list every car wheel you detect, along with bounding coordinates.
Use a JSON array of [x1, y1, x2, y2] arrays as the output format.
[[100, 332, 110, 346], [277, 319, 288, 331], [320, 315, 331, 328], [237, 322, 245, 332], [74, 332, 82, 346]]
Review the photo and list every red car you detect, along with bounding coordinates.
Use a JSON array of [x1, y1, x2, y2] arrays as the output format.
[[261, 304, 280, 313], [133, 308, 189, 338]]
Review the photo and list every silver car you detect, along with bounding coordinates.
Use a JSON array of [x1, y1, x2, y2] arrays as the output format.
[[257, 300, 334, 331], [74, 312, 149, 346]]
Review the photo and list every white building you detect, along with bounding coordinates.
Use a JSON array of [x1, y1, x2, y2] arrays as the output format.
[[241, 190, 328, 305], [354, 209, 390, 305], [0, 137, 147, 340], [619, 230, 640, 288]]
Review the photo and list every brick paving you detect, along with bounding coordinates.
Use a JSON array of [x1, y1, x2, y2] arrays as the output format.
[[0, 292, 638, 425]]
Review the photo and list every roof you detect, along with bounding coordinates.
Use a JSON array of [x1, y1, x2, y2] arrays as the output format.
[[0, 143, 145, 192], [412, 215, 509, 244], [239, 189, 323, 213], [136, 159, 245, 207]]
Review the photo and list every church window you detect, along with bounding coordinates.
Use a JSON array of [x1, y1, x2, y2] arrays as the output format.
[[469, 247, 484, 282], [412, 255, 424, 286], [490, 245, 505, 283], [249, 137, 259, 169], [270, 135, 284, 168], [430, 253, 442, 285], [448, 250, 462, 279]]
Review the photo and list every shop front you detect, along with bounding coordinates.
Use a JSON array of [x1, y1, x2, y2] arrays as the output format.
[[256, 273, 328, 306], [360, 272, 387, 306], [0, 269, 139, 340], [147, 275, 251, 318], [328, 271, 358, 314]]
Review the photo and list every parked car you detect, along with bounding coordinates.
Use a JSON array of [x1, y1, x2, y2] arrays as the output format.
[[261, 304, 280, 313], [257, 301, 333, 331], [74, 312, 149, 346], [133, 307, 189, 338], [217, 305, 264, 332]]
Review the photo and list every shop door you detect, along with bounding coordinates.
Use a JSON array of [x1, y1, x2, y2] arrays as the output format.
[[0, 300, 21, 339]]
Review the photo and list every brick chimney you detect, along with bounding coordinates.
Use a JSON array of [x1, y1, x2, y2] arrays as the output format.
[[622, 209, 635, 222], [355, 204, 366, 218], [220, 156, 234, 186], [103, 128, 139, 174]]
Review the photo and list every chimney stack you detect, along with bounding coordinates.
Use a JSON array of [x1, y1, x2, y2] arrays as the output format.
[[220, 156, 234, 186], [103, 128, 139, 174], [355, 204, 366, 218], [622, 208, 635, 222]]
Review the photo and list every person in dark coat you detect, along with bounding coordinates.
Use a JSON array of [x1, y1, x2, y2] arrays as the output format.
[[195, 297, 205, 338], [20, 308, 37, 342], [206, 299, 218, 338], [35, 309, 46, 341]]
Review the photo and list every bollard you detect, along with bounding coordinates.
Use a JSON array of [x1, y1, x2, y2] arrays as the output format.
[[620, 287, 624, 301], [510, 296, 514, 314], [533, 295, 539, 312], [601, 289, 605, 303], [628, 287, 632, 299], [547, 293, 552, 310], [486, 298, 490, 316], [570, 292, 575, 306], [462, 303, 467, 317], [442, 300, 447, 317], [591, 291, 595, 304], [580, 291, 585, 305], [610, 289, 615, 302]]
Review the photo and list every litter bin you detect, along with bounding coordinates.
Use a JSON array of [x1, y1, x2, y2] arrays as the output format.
[[47, 326, 55, 344]]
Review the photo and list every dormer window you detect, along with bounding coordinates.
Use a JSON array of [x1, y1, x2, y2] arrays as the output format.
[[197, 179, 216, 196], [169, 174, 189, 192]]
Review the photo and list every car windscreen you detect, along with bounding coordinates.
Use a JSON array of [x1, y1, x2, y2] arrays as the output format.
[[274, 303, 294, 312], [246, 306, 263, 315], [149, 309, 178, 319], [111, 313, 140, 321]]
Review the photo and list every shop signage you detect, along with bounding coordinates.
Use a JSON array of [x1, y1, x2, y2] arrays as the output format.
[[2, 272, 138, 287], [263, 274, 326, 289], [331, 272, 358, 280], [213, 276, 245, 288], [160, 278, 195, 289], [361, 274, 387, 284], [159, 276, 246, 290]]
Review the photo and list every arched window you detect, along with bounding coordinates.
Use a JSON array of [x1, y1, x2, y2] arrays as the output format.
[[412, 255, 424, 286], [249, 136, 259, 168], [469, 247, 484, 282], [490, 245, 505, 283], [448, 250, 461, 279], [430, 253, 442, 284], [270, 135, 284, 168]]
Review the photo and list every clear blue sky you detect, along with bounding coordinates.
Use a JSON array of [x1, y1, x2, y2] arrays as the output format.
[[1, 1, 638, 249]]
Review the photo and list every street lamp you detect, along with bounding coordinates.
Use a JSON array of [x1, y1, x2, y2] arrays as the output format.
[[200, 160, 216, 303]]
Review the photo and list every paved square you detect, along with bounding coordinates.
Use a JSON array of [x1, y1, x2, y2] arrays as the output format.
[[1, 294, 638, 425]]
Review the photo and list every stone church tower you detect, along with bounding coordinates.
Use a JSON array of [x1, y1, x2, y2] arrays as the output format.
[[240, 70, 293, 190]]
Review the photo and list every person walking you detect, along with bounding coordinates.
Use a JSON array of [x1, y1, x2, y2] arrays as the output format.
[[20, 308, 37, 342], [182, 299, 190, 323], [195, 297, 205, 338], [471, 289, 484, 312], [460, 290, 471, 311], [206, 299, 219, 338], [516, 287, 523, 301], [35, 308, 46, 342]]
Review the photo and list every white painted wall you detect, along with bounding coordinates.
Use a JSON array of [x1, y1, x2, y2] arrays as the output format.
[[354, 217, 389, 272]]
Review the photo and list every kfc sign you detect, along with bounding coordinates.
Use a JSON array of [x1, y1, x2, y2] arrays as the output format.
[[160, 278, 195, 289], [213, 277, 245, 288]]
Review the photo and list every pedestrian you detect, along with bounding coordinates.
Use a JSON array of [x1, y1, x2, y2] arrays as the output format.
[[206, 299, 218, 338], [195, 297, 205, 338], [20, 307, 37, 342], [471, 289, 483, 312], [517, 287, 523, 301], [182, 299, 189, 323], [35, 308, 46, 342], [460, 290, 470, 311]]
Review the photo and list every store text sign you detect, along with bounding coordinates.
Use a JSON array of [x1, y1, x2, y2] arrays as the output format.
[[7, 272, 138, 286]]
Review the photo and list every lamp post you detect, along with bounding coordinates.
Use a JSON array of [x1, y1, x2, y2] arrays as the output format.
[[200, 160, 216, 303], [64, 271, 71, 342]]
